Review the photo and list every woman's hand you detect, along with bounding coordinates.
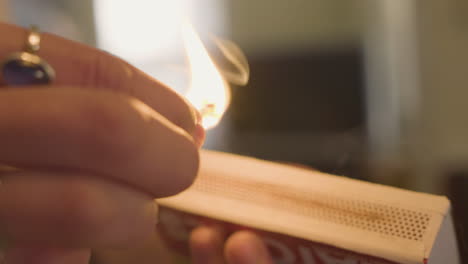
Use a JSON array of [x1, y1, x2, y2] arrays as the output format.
[[0, 22, 273, 264], [92, 226, 273, 264], [0, 22, 203, 263]]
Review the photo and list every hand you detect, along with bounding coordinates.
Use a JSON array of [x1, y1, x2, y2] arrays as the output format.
[[92, 227, 273, 264], [190, 226, 273, 264], [0, 22, 204, 263]]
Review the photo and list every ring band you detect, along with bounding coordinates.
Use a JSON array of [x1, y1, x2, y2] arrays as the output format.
[[1, 25, 56, 86]]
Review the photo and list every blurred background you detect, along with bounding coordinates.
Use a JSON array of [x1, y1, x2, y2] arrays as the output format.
[[1, 0, 467, 260]]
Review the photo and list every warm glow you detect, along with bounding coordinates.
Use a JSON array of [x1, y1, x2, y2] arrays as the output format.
[[182, 23, 230, 130], [94, 0, 184, 62]]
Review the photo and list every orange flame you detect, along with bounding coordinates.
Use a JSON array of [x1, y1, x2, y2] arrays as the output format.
[[182, 23, 230, 130]]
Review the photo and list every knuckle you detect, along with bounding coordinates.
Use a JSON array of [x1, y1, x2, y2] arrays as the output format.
[[83, 50, 132, 90], [83, 51, 113, 88], [81, 50, 106, 87]]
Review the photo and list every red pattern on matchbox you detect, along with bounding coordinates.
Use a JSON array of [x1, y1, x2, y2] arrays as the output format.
[[158, 206, 401, 264]]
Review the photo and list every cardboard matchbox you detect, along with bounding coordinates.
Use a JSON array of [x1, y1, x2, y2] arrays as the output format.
[[157, 150, 460, 264]]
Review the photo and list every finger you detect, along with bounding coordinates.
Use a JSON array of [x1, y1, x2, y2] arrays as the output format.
[[0, 171, 157, 248], [4, 247, 90, 264], [0, 87, 199, 196], [225, 231, 273, 264], [190, 226, 226, 264], [92, 231, 173, 264], [0, 22, 201, 138]]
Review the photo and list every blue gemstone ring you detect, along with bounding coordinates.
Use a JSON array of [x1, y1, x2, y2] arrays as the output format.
[[1, 25, 55, 86]]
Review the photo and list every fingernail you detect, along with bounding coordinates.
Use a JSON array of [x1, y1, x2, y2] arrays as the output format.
[[194, 107, 203, 125], [193, 123, 206, 148], [188, 102, 206, 148], [227, 232, 272, 264], [190, 226, 224, 264], [243, 237, 271, 264]]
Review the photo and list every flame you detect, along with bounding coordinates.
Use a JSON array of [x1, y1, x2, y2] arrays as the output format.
[[182, 23, 230, 130]]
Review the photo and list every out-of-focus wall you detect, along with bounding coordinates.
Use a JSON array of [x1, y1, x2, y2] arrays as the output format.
[[60, 0, 96, 45], [6, 0, 95, 45], [0, 0, 9, 21], [361, 0, 468, 194], [226, 0, 468, 195], [215, 0, 368, 177], [228, 0, 365, 55], [409, 0, 468, 193]]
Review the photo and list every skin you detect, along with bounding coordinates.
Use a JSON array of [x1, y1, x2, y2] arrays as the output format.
[[0, 23, 273, 264]]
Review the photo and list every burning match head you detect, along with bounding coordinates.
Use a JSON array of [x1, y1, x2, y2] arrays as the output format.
[[182, 22, 249, 130]]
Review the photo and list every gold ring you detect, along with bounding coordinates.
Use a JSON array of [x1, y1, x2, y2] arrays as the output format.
[[1, 25, 56, 86]]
